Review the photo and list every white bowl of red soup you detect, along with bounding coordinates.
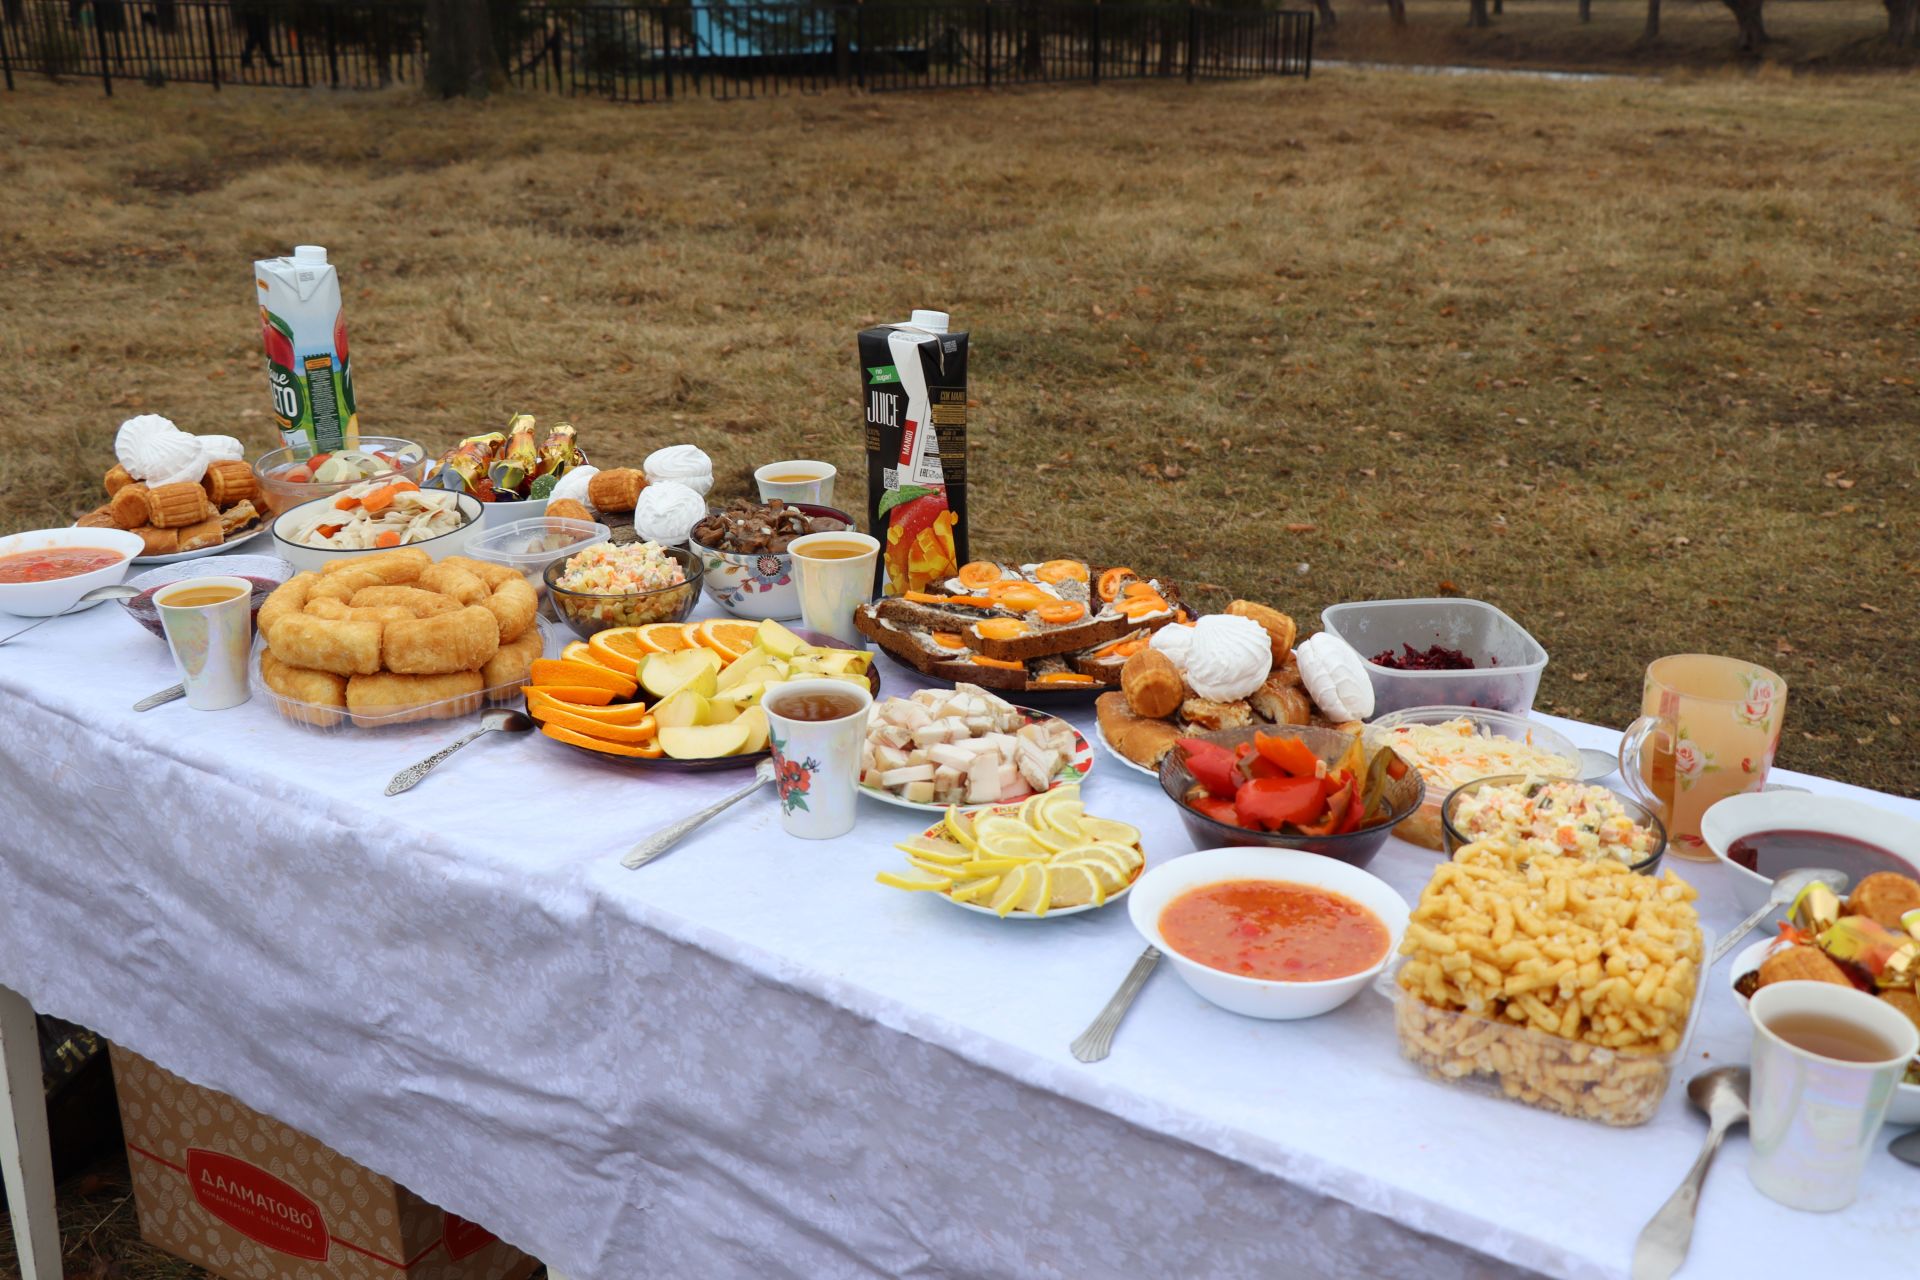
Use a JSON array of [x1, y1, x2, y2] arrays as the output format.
[[1128, 847, 1411, 1020], [0, 528, 145, 617]]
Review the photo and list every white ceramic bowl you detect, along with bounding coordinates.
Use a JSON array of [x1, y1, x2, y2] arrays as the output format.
[[1701, 791, 1920, 915], [0, 527, 145, 616], [1127, 847, 1411, 1020], [269, 492, 484, 574], [1727, 937, 1920, 1125]]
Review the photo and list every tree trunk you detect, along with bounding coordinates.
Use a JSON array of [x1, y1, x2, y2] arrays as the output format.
[[1494, 0, 1504, 15], [1312, 0, 1337, 28], [1644, 0, 1661, 40], [1578, 0, 1591, 21], [426, 0, 495, 98], [1888, 0, 1917, 45], [1719, 0, 1767, 49], [1385, 0, 1406, 25], [1468, 0, 1490, 26]]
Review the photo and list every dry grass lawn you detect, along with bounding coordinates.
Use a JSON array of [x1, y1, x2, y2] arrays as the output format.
[[0, 69, 1915, 800]]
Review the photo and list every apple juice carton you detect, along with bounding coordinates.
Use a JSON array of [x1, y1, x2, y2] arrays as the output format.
[[859, 310, 970, 595], [254, 245, 360, 452]]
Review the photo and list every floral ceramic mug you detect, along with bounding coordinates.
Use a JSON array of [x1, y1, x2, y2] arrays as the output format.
[[1618, 654, 1787, 859]]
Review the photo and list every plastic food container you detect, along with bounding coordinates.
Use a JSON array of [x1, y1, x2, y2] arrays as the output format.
[[253, 625, 549, 730], [1366, 707, 1581, 850], [1376, 931, 1713, 1127], [253, 436, 428, 517], [466, 517, 609, 599], [1320, 598, 1548, 717]]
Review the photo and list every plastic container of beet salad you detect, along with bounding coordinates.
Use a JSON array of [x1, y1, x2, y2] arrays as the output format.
[[1320, 598, 1548, 717]]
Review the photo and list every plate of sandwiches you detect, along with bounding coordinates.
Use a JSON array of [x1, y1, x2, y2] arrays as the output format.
[[852, 559, 1184, 701], [1094, 600, 1371, 773]]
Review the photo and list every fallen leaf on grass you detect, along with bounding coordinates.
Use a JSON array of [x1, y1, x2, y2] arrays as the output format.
[[1860, 602, 1882, 613], [1285, 522, 1317, 534], [1570, 672, 1590, 683], [1775, 638, 1796, 656]]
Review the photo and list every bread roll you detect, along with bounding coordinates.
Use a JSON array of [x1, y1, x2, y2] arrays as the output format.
[[1121, 648, 1183, 719]]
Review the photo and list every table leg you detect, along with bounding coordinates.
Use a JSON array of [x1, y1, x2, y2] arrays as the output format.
[[545, 1269, 574, 1280], [0, 984, 61, 1280]]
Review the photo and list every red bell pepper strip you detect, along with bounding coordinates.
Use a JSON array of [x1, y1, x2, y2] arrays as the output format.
[[1235, 776, 1329, 831], [1254, 733, 1323, 779], [1189, 794, 1242, 827], [1177, 738, 1240, 800]]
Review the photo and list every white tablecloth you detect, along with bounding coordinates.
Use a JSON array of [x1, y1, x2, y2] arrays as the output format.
[[2, 573, 1916, 1279]]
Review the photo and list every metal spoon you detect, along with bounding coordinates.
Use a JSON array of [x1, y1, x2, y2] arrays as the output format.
[[1890, 1129, 1920, 1168], [1707, 868, 1850, 968], [1631, 1067, 1750, 1280], [624, 758, 778, 868], [1070, 946, 1162, 1063], [1578, 748, 1619, 783], [384, 709, 534, 796], [0, 584, 142, 644]]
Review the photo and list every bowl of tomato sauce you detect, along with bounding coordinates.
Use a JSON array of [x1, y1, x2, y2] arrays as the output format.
[[1128, 846, 1410, 1019], [0, 527, 145, 617]]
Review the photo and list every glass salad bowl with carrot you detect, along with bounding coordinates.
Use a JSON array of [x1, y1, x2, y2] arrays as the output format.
[[1157, 725, 1426, 868]]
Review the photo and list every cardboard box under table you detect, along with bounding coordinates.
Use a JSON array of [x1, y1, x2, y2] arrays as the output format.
[[110, 1047, 537, 1280]]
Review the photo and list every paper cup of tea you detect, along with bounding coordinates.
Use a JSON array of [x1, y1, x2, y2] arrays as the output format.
[[754, 460, 837, 507], [155, 576, 254, 711], [762, 678, 872, 840], [789, 531, 879, 650], [1747, 981, 1920, 1212]]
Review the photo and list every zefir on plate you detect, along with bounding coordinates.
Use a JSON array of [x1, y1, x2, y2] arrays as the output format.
[[876, 786, 1145, 919]]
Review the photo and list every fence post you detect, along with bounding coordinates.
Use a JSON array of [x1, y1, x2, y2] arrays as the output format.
[[1184, 2, 1195, 81], [1089, 0, 1099, 82], [92, 5, 112, 96], [324, 6, 338, 87], [980, 1, 989, 87], [1, 15, 13, 92], [662, 6, 673, 98], [296, 5, 309, 86], [201, 0, 220, 89]]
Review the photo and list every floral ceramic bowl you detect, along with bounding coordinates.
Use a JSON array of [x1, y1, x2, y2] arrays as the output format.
[[691, 502, 854, 622]]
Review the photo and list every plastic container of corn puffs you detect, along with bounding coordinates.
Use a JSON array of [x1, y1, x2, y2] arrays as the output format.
[[252, 623, 552, 731], [1373, 932, 1713, 1127]]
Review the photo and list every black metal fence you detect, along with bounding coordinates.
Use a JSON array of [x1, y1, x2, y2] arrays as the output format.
[[0, 0, 1310, 98]]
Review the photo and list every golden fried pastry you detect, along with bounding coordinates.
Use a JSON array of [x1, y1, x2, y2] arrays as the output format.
[[1248, 672, 1312, 726], [217, 499, 260, 537], [1180, 695, 1253, 732], [319, 548, 432, 583], [260, 650, 348, 726], [303, 597, 413, 625], [309, 566, 389, 603], [350, 585, 460, 618], [441, 555, 518, 590], [202, 459, 258, 507], [1882, 989, 1920, 1038], [268, 613, 384, 677], [382, 604, 500, 675], [147, 481, 211, 529], [1845, 872, 1920, 931], [546, 498, 594, 524], [133, 526, 178, 556], [482, 627, 545, 697], [1757, 944, 1852, 989], [480, 575, 537, 644], [418, 562, 488, 605], [176, 516, 224, 553], [1096, 692, 1183, 769], [587, 468, 644, 513], [1226, 600, 1298, 665], [348, 671, 486, 726], [75, 504, 118, 529], [104, 463, 134, 495], [257, 573, 319, 637], [110, 484, 150, 530], [1121, 649, 1183, 719]]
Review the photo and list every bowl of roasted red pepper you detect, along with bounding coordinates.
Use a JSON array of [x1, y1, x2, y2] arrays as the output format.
[[1157, 726, 1426, 868]]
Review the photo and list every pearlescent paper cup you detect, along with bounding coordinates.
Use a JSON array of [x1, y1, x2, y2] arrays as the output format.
[[754, 460, 836, 507], [763, 678, 872, 840], [156, 575, 253, 711], [790, 531, 879, 651], [1747, 981, 1919, 1212]]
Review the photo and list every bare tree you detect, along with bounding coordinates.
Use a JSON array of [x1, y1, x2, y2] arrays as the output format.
[[1719, 0, 1767, 49], [1889, 0, 1918, 45], [1314, 0, 1337, 27], [1385, 0, 1407, 24], [1468, 0, 1491, 26], [1644, 0, 1661, 40], [426, 0, 496, 98]]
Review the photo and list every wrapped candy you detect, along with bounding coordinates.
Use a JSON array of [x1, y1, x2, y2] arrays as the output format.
[[426, 433, 502, 501], [1820, 916, 1920, 991], [535, 422, 582, 481], [488, 415, 541, 499], [1791, 880, 1844, 935]]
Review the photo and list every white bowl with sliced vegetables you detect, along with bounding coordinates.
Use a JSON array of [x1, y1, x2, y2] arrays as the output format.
[[858, 683, 1093, 811], [876, 786, 1144, 919]]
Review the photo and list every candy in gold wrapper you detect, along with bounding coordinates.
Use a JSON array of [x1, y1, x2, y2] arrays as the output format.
[[427, 432, 502, 500], [1818, 915, 1915, 989], [488, 414, 541, 498], [1877, 939, 1920, 990], [1903, 907, 1920, 939], [1791, 880, 1843, 935]]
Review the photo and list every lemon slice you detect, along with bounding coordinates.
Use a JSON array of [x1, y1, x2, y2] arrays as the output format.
[[908, 853, 965, 879], [950, 875, 1000, 904], [974, 815, 1048, 861], [961, 857, 1033, 875], [1078, 816, 1142, 847], [1068, 844, 1133, 885], [1018, 863, 1053, 916], [1083, 839, 1145, 872], [876, 869, 953, 892], [990, 865, 1033, 917], [894, 836, 972, 865], [1031, 789, 1084, 838], [1048, 862, 1102, 908], [942, 806, 978, 852]]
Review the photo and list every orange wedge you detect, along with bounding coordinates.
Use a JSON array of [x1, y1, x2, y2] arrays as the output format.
[[528, 702, 660, 744], [586, 628, 651, 677], [563, 639, 628, 673], [695, 618, 758, 663], [629, 621, 696, 653], [527, 689, 651, 723], [530, 659, 638, 697], [540, 722, 664, 759], [678, 622, 702, 649], [528, 684, 617, 706]]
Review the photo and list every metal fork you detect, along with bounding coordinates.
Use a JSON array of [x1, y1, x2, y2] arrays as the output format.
[[1070, 946, 1161, 1063]]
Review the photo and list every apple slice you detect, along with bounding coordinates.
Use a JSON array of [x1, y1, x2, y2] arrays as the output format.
[[716, 649, 778, 691], [641, 648, 721, 700], [754, 618, 806, 658], [650, 688, 709, 729], [736, 705, 769, 753], [658, 720, 753, 759]]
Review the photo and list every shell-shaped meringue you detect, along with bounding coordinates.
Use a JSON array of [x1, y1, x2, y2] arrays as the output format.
[[643, 445, 713, 497], [1183, 614, 1273, 702], [632, 481, 706, 545], [1295, 631, 1375, 723]]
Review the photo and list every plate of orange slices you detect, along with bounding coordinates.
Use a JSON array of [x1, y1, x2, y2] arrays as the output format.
[[525, 617, 879, 769]]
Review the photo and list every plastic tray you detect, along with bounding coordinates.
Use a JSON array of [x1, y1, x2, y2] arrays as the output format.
[[1365, 706, 1581, 851], [255, 622, 551, 731], [1321, 598, 1548, 717], [1375, 928, 1713, 1128]]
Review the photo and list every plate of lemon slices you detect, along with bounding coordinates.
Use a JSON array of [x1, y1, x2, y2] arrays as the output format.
[[875, 785, 1146, 918]]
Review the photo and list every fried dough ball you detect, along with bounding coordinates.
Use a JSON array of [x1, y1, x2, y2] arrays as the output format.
[[260, 650, 348, 725], [350, 585, 460, 618], [382, 604, 500, 675], [1756, 944, 1852, 989], [418, 562, 488, 605], [440, 555, 518, 591], [319, 548, 431, 584], [257, 573, 319, 638], [348, 671, 485, 726], [303, 597, 413, 625], [482, 626, 545, 697], [267, 613, 384, 677], [546, 498, 594, 524], [481, 575, 537, 644], [1844, 872, 1920, 932]]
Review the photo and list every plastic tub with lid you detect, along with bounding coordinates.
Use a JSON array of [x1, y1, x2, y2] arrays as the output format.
[[466, 517, 609, 597], [1320, 598, 1548, 717]]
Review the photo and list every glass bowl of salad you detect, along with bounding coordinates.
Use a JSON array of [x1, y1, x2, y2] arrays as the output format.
[[254, 437, 429, 517], [1441, 774, 1666, 873], [544, 542, 700, 638]]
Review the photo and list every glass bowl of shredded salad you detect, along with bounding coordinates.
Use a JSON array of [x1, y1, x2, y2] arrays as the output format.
[[1365, 707, 1581, 850], [544, 542, 698, 637], [1442, 774, 1666, 873]]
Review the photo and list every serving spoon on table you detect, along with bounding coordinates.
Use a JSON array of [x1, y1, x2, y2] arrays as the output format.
[[624, 758, 778, 869], [1070, 946, 1162, 1063], [1707, 867, 1850, 968], [1631, 1066, 1750, 1280], [385, 709, 535, 796], [0, 584, 142, 645]]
